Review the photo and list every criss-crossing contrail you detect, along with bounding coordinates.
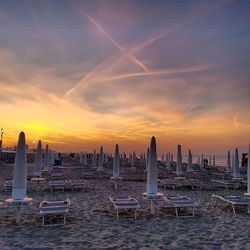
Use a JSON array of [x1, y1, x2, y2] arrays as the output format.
[[82, 11, 149, 72]]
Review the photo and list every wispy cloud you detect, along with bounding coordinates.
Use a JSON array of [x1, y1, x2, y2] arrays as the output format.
[[81, 10, 149, 72]]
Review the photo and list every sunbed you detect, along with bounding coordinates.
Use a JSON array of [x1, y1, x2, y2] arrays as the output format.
[[109, 196, 140, 219], [48, 180, 67, 192], [212, 194, 250, 214], [163, 195, 200, 217], [211, 180, 236, 190], [70, 179, 87, 190], [39, 198, 71, 226]]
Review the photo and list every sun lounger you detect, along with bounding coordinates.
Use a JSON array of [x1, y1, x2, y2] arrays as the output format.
[[184, 179, 203, 190], [212, 194, 250, 214], [39, 198, 71, 226], [163, 195, 200, 217], [158, 179, 180, 190], [70, 179, 87, 190], [50, 172, 66, 180], [48, 180, 67, 192], [109, 196, 140, 220], [211, 180, 236, 190]]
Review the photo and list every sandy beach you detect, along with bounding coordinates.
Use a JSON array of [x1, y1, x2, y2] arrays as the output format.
[[0, 163, 249, 250]]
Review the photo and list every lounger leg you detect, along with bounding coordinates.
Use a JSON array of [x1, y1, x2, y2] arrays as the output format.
[[42, 216, 45, 226], [150, 200, 155, 215], [232, 204, 236, 214], [16, 207, 21, 224], [192, 209, 194, 217], [175, 208, 178, 218], [135, 210, 137, 220], [64, 215, 66, 225], [116, 210, 119, 220]]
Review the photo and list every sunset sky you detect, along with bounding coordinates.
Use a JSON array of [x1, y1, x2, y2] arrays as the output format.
[[0, 0, 249, 155]]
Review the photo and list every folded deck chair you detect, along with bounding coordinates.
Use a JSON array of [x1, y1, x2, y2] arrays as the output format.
[[39, 198, 71, 226], [48, 180, 67, 192], [163, 195, 200, 218], [212, 194, 250, 214], [109, 196, 140, 220]]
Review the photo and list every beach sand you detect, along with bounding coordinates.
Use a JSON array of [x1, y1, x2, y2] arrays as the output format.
[[0, 164, 249, 250]]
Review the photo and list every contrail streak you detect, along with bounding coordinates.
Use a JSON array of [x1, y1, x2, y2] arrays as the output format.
[[81, 10, 149, 72]]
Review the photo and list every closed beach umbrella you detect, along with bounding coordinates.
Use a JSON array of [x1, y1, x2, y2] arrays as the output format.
[[188, 149, 193, 172], [113, 144, 120, 178], [166, 152, 171, 170], [200, 154, 204, 170], [50, 150, 55, 167], [98, 146, 104, 171], [79, 151, 84, 164], [84, 152, 87, 165], [227, 150, 231, 172], [147, 136, 158, 195], [176, 145, 183, 176], [48, 149, 52, 168], [146, 147, 149, 171], [131, 151, 136, 167], [12, 131, 27, 200], [92, 150, 97, 167], [34, 140, 42, 176], [44, 144, 49, 170], [213, 155, 215, 168], [233, 148, 241, 177], [247, 145, 250, 193]]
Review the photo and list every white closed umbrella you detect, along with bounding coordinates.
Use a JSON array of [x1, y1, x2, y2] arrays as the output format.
[[98, 146, 104, 171], [131, 151, 136, 167], [79, 151, 84, 164], [34, 140, 42, 177], [176, 145, 183, 176], [233, 148, 241, 178], [12, 131, 27, 200], [187, 149, 193, 172], [146, 136, 158, 195], [227, 150, 231, 172], [247, 145, 250, 193], [84, 152, 87, 166], [113, 144, 120, 178], [213, 155, 216, 168], [44, 144, 49, 170], [92, 149, 97, 167], [146, 147, 149, 171], [200, 154, 204, 170]]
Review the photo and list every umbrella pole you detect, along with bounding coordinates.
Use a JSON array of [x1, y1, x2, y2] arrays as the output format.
[[16, 206, 21, 224], [150, 200, 155, 215]]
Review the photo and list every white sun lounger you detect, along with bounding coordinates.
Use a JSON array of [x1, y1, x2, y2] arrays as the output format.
[[109, 196, 140, 220], [163, 195, 200, 218], [48, 180, 67, 192], [39, 198, 71, 226], [212, 194, 250, 214], [211, 180, 236, 190], [70, 179, 87, 190]]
